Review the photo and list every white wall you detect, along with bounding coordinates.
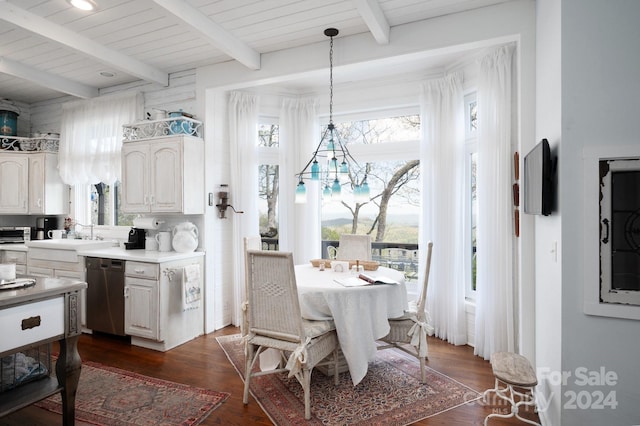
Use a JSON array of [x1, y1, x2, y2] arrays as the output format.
[[534, 1, 563, 425], [560, 1, 640, 425]]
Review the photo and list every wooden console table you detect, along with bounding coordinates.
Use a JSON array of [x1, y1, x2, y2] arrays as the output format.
[[0, 276, 86, 425]]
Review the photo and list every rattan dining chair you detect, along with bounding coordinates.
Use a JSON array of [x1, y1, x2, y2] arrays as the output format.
[[243, 250, 339, 420], [377, 241, 433, 383], [336, 234, 372, 261], [241, 236, 263, 337]]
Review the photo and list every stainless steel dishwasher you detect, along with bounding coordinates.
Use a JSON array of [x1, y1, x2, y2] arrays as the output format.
[[86, 257, 126, 336]]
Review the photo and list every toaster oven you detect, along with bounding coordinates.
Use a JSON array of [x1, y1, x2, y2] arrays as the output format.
[[0, 227, 31, 244]]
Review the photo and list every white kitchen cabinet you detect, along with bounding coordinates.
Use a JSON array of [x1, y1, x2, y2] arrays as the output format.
[[28, 152, 68, 215], [124, 256, 204, 351], [0, 152, 68, 215], [124, 262, 160, 340], [0, 155, 28, 214], [121, 135, 204, 214]]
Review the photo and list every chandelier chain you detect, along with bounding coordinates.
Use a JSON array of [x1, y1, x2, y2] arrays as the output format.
[[329, 34, 334, 125]]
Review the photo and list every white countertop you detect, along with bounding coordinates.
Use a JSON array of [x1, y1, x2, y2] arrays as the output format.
[[26, 239, 115, 250], [77, 246, 205, 262], [2, 241, 204, 263]]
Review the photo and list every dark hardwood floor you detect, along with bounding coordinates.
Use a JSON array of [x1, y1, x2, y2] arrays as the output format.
[[1, 327, 540, 425]]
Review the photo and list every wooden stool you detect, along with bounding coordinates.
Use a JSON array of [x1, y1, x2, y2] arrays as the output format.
[[483, 352, 540, 426]]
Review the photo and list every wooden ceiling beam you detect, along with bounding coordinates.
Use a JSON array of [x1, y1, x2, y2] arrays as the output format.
[[0, 56, 98, 99], [0, 1, 168, 87], [152, 0, 261, 70], [353, 0, 390, 44]]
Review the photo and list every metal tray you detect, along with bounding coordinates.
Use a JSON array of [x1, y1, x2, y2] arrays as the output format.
[[0, 278, 36, 290]]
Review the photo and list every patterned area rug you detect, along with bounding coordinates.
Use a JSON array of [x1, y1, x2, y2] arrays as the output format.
[[217, 334, 481, 425], [35, 359, 229, 426]]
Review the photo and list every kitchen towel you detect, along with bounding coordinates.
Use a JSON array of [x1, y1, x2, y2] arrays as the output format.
[[133, 217, 163, 230], [182, 264, 201, 311]]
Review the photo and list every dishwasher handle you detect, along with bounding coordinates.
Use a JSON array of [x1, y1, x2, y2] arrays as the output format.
[[110, 259, 124, 270]]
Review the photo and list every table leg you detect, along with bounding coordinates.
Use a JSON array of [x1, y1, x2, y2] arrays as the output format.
[[56, 335, 81, 426]]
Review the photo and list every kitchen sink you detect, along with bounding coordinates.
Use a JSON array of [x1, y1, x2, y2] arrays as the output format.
[[25, 239, 115, 251]]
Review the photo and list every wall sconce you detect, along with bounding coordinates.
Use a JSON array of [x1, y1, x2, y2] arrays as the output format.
[[215, 185, 243, 219]]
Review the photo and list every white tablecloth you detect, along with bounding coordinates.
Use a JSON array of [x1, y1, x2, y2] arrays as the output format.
[[295, 264, 408, 386]]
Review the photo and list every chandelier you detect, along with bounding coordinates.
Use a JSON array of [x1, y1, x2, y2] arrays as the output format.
[[294, 28, 369, 204]]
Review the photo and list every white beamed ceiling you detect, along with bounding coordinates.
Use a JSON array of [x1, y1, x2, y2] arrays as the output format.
[[0, 0, 513, 104]]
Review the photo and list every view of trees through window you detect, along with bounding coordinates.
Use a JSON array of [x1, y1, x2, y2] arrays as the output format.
[[322, 116, 420, 245], [257, 114, 421, 284], [91, 182, 136, 227], [258, 124, 279, 238], [257, 116, 420, 244], [466, 95, 478, 295]]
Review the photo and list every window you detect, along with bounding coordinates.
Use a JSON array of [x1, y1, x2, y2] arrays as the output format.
[[60, 93, 141, 234], [71, 181, 134, 237], [465, 93, 478, 299], [321, 112, 421, 291], [90, 182, 136, 226], [257, 120, 280, 248]]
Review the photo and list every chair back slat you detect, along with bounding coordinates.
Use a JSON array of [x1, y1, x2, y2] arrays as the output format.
[[416, 241, 433, 321], [246, 250, 304, 342], [336, 234, 372, 261], [241, 236, 263, 337]]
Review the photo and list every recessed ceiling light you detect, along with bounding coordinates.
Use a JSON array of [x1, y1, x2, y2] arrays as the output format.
[[68, 0, 98, 11], [99, 71, 116, 78]]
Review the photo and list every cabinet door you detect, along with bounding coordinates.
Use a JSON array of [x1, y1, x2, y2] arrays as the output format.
[[29, 153, 68, 215], [28, 153, 45, 214], [121, 143, 150, 213], [124, 277, 159, 339], [0, 155, 28, 213], [150, 142, 182, 212]]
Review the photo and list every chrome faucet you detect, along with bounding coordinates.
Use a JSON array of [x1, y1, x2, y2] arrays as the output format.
[[76, 223, 94, 240]]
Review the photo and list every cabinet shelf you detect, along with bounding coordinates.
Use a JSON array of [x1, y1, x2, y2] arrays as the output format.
[[0, 136, 59, 153], [123, 118, 203, 142], [0, 377, 62, 417]]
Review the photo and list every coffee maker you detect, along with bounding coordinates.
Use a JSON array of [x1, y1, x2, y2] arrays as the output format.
[[124, 227, 146, 250], [36, 216, 58, 240]]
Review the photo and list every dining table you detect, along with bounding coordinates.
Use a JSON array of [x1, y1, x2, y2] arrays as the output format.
[[294, 263, 408, 386]]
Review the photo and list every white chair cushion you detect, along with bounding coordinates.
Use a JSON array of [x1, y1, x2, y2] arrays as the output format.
[[302, 319, 336, 338], [389, 300, 418, 321]]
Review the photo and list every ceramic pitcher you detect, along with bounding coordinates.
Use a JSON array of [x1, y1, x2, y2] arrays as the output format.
[[156, 231, 172, 252]]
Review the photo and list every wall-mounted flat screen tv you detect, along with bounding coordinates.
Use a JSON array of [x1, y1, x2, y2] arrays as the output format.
[[523, 138, 553, 216]]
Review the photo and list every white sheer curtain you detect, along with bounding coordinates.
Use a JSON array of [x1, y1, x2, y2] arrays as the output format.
[[229, 91, 260, 327], [278, 97, 320, 264], [420, 72, 467, 345], [59, 92, 142, 185], [474, 45, 516, 360]]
